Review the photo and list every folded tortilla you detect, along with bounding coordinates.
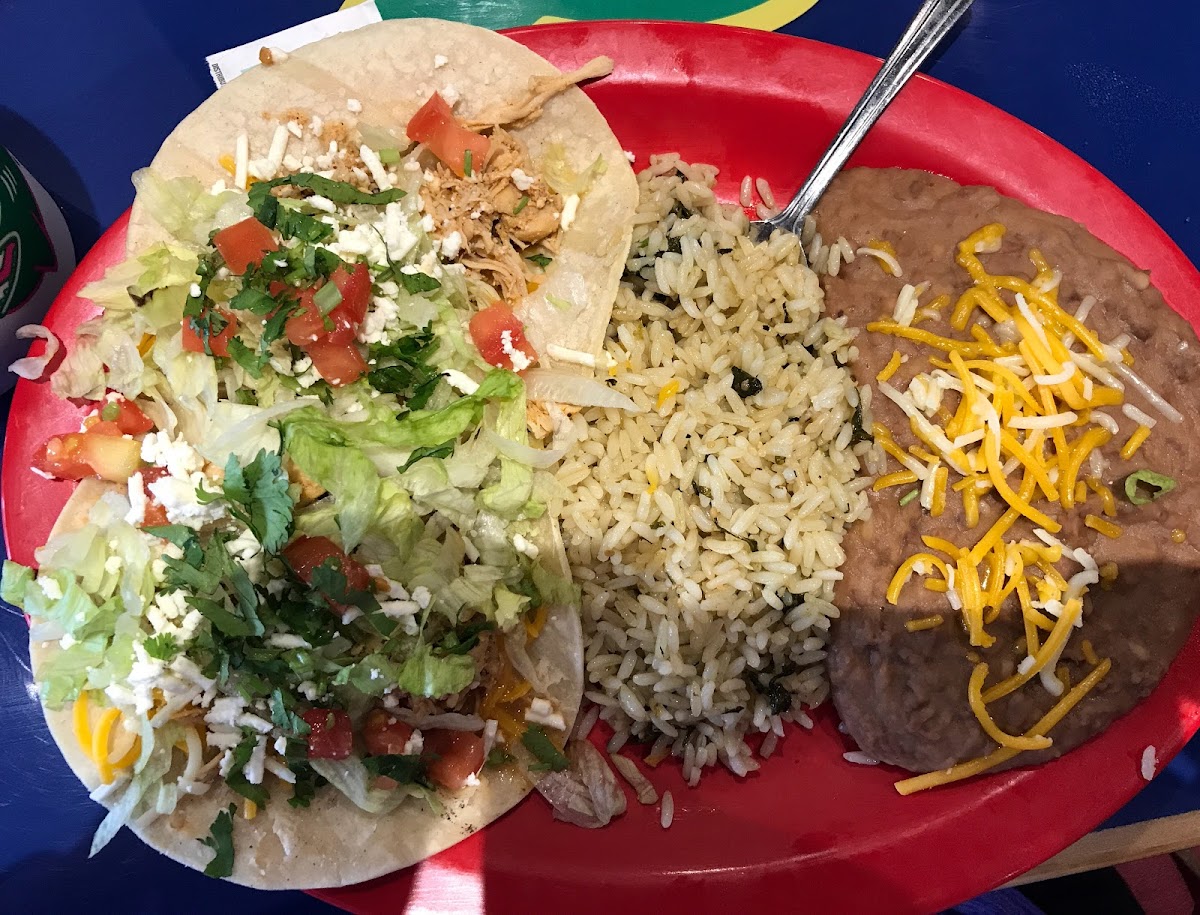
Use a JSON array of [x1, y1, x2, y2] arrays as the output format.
[[126, 17, 638, 361]]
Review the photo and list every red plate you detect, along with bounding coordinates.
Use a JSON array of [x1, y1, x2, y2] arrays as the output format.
[[6, 20, 1200, 914]]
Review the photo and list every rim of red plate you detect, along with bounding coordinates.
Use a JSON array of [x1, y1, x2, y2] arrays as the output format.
[[4, 20, 1199, 915]]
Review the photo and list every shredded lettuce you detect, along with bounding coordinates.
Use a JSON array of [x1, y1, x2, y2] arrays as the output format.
[[309, 756, 413, 814], [131, 170, 249, 248], [89, 721, 183, 857], [541, 142, 607, 197]]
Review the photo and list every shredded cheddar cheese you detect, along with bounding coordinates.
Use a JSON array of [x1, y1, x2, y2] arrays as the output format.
[[867, 226, 1182, 794]]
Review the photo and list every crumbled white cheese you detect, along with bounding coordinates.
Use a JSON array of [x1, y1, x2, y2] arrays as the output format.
[[411, 586, 432, 610], [59, 633, 76, 650], [274, 735, 288, 755], [358, 294, 400, 346], [237, 713, 275, 734], [244, 737, 268, 785], [500, 330, 532, 372], [441, 369, 479, 395], [510, 168, 534, 192], [420, 214, 435, 233], [559, 194, 580, 231], [404, 729, 424, 756], [266, 633, 312, 650], [440, 231, 463, 260], [340, 607, 363, 625], [545, 344, 596, 368], [206, 695, 246, 728], [380, 598, 420, 618], [512, 533, 540, 559], [297, 681, 320, 702], [441, 84, 460, 106], [624, 150, 635, 163], [346, 97, 363, 113], [141, 432, 204, 478], [37, 576, 63, 601], [125, 472, 147, 526], [148, 474, 225, 529], [285, 120, 303, 139], [433, 54, 448, 68], [30, 466, 54, 480], [189, 283, 202, 299], [127, 642, 169, 715], [104, 555, 123, 575], [306, 194, 337, 213], [360, 144, 392, 191]]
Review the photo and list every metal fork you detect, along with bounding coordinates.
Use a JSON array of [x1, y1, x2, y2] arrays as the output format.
[[750, 0, 975, 246]]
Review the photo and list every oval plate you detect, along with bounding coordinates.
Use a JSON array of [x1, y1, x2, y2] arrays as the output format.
[[6, 21, 1200, 914]]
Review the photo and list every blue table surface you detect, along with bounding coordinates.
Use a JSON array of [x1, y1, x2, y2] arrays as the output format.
[[2, 1, 1198, 911]]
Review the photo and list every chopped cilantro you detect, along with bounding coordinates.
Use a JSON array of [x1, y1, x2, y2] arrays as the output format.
[[397, 271, 441, 294], [248, 173, 405, 213], [525, 253, 552, 269], [309, 558, 394, 636], [222, 450, 293, 554], [201, 804, 236, 878], [143, 632, 180, 662], [366, 326, 442, 408], [362, 754, 430, 787], [485, 747, 514, 769], [286, 761, 326, 808], [227, 286, 278, 315], [463, 149, 473, 177], [398, 440, 455, 473], [521, 724, 569, 772], [225, 337, 264, 379], [269, 688, 311, 738], [439, 618, 495, 655], [849, 402, 872, 445]]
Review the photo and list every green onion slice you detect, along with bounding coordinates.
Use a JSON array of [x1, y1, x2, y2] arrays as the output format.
[[1124, 469, 1176, 505]]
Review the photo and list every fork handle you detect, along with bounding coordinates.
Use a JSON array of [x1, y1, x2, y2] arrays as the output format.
[[771, 0, 975, 234]]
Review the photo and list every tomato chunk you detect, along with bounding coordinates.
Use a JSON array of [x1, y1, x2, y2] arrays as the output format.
[[182, 310, 238, 358], [212, 217, 279, 274], [283, 535, 371, 593], [302, 708, 353, 760], [362, 709, 416, 757], [97, 397, 155, 435], [422, 730, 485, 790], [330, 262, 372, 326], [407, 93, 491, 179], [140, 467, 170, 528], [32, 434, 93, 480], [468, 303, 537, 372], [307, 341, 367, 387]]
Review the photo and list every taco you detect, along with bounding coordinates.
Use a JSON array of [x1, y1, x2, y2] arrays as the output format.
[[3, 18, 637, 888]]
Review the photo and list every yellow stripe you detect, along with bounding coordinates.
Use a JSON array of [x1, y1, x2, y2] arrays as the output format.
[[962, 483, 980, 528], [873, 470, 919, 492], [1085, 514, 1123, 539], [894, 658, 1111, 795], [74, 692, 93, 761], [656, 380, 680, 410], [244, 799, 258, 820], [1060, 427, 1112, 510], [998, 428, 1058, 501], [93, 708, 120, 785], [983, 430, 1061, 532], [886, 553, 948, 604], [1081, 640, 1099, 666], [1120, 424, 1151, 460], [906, 615, 946, 632], [866, 321, 1007, 358], [968, 664, 1052, 751], [930, 466, 949, 517], [1086, 478, 1117, 517], [983, 598, 1083, 703], [877, 350, 904, 383], [921, 535, 963, 558]]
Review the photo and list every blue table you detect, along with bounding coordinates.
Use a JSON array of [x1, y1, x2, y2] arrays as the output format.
[[2, 1, 1198, 911]]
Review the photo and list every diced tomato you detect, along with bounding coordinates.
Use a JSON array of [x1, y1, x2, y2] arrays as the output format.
[[84, 420, 124, 437], [283, 262, 371, 350], [307, 340, 367, 387], [283, 535, 371, 593], [407, 92, 491, 179], [103, 397, 155, 435], [362, 708, 416, 757], [468, 303, 537, 372], [182, 310, 238, 358], [330, 262, 371, 325], [140, 467, 170, 527], [212, 217, 279, 274], [32, 434, 94, 480], [302, 708, 353, 760], [84, 396, 156, 437], [422, 730, 485, 790]]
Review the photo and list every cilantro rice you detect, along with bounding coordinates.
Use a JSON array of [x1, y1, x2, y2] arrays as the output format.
[[554, 156, 875, 784]]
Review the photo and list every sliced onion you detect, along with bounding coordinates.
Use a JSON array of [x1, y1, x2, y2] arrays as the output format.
[[392, 710, 484, 732], [535, 739, 628, 828], [484, 428, 566, 468], [522, 369, 639, 411], [9, 324, 62, 381]]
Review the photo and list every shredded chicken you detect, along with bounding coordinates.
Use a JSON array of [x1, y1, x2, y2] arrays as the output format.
[[423, 127, 561, 302], [462, 57, 615, 130], [526, 400, 579, 440]]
